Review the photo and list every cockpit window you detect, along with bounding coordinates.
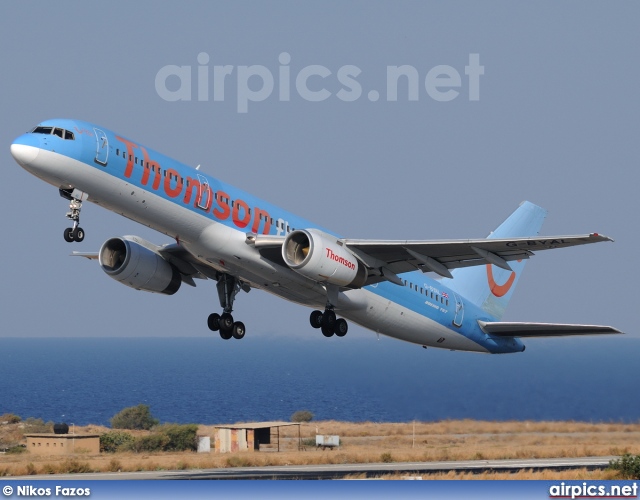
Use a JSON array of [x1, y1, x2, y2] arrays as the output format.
[[31, 126, 75, 140], [32, 126, 53, 135]]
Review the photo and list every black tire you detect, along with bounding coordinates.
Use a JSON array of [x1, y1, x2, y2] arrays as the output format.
[[207, 313, 221, 331], [232, 321, 246, 340], [309, 310, 324, 329], [219, 329, 232, 340], [322, 310, 337, 329], [72, 227, 85, 242], [220, 312, 234, 330], [63, 228, 74, 242], [335, 318, 348, 337], [321, 323, 334, 337]]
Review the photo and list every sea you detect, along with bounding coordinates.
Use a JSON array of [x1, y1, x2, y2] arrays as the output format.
[[1, 335, 638, 426]]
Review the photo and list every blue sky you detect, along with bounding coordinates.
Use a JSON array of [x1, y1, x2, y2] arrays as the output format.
[[1, 1, 637, 346]]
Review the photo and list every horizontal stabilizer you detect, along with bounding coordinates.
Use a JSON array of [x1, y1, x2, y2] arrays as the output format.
[[478, 320, 623, 337]]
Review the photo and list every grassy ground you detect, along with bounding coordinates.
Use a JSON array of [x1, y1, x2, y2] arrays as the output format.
[[2, 419, 639, 479]]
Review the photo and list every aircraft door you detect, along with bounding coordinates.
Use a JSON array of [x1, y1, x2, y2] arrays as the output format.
[[452, 292, 464, 328], [94, 128, 108, 166], [196, 174, 212, 210]]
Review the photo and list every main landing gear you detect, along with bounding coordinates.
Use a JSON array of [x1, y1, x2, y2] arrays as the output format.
[[309, 308, 348, 338], [60, 189, 85, 243], [207, 273, 247, 340]]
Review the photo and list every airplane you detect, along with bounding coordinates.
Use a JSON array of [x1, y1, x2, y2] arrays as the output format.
[[10, 119, 622, 353]]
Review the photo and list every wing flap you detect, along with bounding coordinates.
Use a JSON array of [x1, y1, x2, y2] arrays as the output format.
[[478, 320, 623, 337], [158, 244, 208, 279]]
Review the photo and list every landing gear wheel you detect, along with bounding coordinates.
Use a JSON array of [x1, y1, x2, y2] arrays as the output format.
[[63, 228, 74, 242], [321, 324, 335, 337], [232, 321, 246, 340], [207, 313, 221, 331], [322, 310, 337, 330], [310, 310, 324, 329], [220, 312, 234, 331], [334, 318, 348, 337], [209, 273, 250, 338], [72, 227, 85, 242]]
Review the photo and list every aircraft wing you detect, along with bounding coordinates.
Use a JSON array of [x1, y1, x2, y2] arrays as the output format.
[[247, 232, 612, 285], [71, 243, 210, 287], [341, 233, 612, 281], [478, 320, 623, 337], [71, 252, 99, 260]]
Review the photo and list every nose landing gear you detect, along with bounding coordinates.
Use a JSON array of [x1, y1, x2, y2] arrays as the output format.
[[60, 189, 86, 243]]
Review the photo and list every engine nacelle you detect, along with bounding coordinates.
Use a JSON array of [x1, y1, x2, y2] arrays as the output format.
[[99, 236, 182, 295], [282, 229, 367, 288]]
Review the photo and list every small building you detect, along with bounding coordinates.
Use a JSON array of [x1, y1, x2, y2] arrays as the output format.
[[197, 435, 211, 453], [25, 433, 100, 455], [214, 421, 301, 453]]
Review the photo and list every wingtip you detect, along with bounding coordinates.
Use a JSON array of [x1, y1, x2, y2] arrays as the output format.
[[590, 233, 614, 242]]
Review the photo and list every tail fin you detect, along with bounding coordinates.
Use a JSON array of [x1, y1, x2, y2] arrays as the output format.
[[441, 201, 547, 320]]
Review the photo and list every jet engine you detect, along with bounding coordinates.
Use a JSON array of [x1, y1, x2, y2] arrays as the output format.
[[99, 236, 182, 295], [282, 229, 367, 288]]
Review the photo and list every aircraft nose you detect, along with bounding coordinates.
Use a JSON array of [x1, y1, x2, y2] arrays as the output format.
[[10, 135, 39, 166]]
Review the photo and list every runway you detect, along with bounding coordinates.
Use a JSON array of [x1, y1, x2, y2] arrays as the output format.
[[11, 456, 615, 480]]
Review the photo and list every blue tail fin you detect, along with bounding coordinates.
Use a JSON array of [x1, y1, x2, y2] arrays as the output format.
[[441, 201, 547, 320]]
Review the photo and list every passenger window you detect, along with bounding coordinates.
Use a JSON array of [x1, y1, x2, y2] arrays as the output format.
[[116, 149, 120, 156]]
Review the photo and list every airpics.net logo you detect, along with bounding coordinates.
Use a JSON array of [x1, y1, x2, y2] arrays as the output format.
[[155, 52, 484, 113]]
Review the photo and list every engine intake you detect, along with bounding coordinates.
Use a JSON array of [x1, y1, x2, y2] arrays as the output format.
[[283, 229, 367, 288], [99, 236, 182, 295]]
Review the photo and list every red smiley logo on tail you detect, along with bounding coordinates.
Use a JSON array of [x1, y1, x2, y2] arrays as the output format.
[[486, 264, 516, 297]]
